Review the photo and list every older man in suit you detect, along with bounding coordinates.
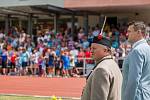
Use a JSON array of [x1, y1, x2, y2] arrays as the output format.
[[122, 21, 150, 100], [81, 36, 122, 100]]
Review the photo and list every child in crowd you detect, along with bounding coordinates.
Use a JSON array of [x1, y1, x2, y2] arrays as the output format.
[[54, 57, 63, 77], [38, 55, 46, 77]]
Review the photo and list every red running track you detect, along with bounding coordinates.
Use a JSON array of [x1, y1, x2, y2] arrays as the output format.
[[0, 76, 86, 98]]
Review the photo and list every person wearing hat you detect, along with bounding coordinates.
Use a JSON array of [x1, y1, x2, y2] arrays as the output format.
[[81, 35, 122, 100], [122, 21, 150, 100]]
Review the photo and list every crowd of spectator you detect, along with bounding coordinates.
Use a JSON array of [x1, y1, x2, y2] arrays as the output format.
[[0, 22, 149, 77]]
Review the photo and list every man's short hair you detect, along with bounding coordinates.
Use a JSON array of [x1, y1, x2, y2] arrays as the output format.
[[128, 21, 146, 34]]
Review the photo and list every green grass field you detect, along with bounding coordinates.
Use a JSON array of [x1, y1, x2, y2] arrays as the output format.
[[0, 95, 80, 100], [0, 95, 50, 100]]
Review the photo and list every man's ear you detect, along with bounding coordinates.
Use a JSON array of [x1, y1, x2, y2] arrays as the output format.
[[137, 30, 142, 34], [104, 48, 108, 52]]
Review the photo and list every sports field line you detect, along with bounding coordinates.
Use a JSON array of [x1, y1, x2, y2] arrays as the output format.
[[0, 93, 81, 100]]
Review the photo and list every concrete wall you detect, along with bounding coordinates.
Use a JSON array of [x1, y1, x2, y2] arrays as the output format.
[[65, 0, 150, 8], [107, 12, 150, 24], [88, 15, 99, 27], [77, 11, 150, 28]]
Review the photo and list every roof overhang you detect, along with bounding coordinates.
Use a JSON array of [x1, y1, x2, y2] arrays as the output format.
[[0, 0, 64, 8], [0, 0, 67, 18], [0, 5, 75, 19]]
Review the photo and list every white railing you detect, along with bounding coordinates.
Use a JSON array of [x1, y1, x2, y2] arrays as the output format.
[[77, 57, 95, 76], [77, 57, 125, 76]]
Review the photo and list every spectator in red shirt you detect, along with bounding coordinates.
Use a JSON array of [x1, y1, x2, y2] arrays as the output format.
[[85, 47, 93, 64], [10, 52, 17, 72]]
